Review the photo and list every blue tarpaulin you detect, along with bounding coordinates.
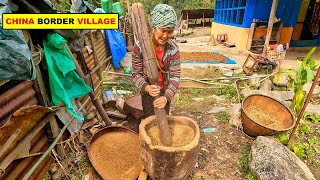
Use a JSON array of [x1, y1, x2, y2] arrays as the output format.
[[94, 8, 127, 68]]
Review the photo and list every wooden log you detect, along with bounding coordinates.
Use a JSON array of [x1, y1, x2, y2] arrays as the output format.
[[246, 22, 256, 50], [131, 3, 172, 146], [106, 111, 127, 120]]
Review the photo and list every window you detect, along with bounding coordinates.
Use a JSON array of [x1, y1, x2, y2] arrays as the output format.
[[214, 0, 246, 26]]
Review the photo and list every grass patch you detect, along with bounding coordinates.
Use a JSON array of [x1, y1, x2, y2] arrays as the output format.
[[237, 145, 255, 180], [217, 110, 230, 123], [181, 67, 223, 79], [233, 71, 247, 77], [273, 86, 287, 91]]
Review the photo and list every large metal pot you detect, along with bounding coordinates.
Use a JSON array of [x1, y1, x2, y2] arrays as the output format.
[[88, 126, 144, 179], [241, 94, 296, 137]]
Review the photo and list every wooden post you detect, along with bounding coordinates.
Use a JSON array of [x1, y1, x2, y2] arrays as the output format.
[[186, 12, 189, 29], [203, 12, 205, 27], [262, 0, 279, 56], [246, 22, 256, 50]]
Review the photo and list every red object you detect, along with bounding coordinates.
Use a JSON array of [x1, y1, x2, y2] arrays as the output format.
[[269, 44, 278, 50], [217, 34, 228, 44], [155, 48, 165, 90]]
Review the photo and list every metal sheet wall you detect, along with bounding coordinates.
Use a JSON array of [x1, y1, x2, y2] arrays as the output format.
[[77, 30, 111, 112], [0, 81, 52, 180]]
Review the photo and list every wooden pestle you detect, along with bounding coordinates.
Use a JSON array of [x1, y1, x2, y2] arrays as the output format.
[[131, 3, 172, 146]]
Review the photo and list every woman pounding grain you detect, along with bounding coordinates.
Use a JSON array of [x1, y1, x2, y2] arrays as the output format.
[[132, 4, 181, 118]]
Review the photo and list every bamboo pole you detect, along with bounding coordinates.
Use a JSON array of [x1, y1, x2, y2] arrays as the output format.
[[288, 66, 320, 144], [22, 116, 74, 180], [262, 0, 279, 56]]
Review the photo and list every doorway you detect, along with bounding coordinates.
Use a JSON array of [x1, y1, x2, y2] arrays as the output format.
[[291, 0, 320, 47]]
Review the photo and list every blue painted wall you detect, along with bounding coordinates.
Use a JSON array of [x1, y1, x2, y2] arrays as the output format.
[[243, 0, 302, 28], [215, 0, 302, 28]]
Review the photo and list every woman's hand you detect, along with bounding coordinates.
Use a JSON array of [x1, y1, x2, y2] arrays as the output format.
[[153, 96, 167, 109], [145, 85, 160, 97]]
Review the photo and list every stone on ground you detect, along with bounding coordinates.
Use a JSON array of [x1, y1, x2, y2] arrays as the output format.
[[219, 67, 233, 77], [306, 104, 320, 116], [250, 136, 315, 180], [273, 73, 289, 87], [259, 79, 273, 91], [207, 107, 226, 114], [229, 103, 242, 129]]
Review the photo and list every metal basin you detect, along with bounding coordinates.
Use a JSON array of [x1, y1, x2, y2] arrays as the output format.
[[88, 126, 144, 179], [241, 94, 296, 137]]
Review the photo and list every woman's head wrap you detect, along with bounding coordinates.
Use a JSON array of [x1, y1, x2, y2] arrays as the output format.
[[151, 4, 178, 28]]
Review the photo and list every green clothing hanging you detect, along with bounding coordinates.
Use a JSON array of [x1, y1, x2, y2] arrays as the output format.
[[44, 33, 92, 120]]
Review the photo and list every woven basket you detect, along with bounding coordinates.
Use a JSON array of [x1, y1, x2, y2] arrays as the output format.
[[267, 49, 286, 61]]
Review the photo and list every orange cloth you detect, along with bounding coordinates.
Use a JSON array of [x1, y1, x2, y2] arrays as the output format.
[[155, 48, 164, 90]]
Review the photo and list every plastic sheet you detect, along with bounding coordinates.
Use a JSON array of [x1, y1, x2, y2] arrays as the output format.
[[0, 0, 35, 80]]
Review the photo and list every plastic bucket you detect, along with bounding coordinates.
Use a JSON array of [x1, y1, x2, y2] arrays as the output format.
[[112, 2, 124, 17]]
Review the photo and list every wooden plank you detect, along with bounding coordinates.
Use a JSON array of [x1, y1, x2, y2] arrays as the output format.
[[263, 0, 279, 56], [246, 22, 256, 50], [34, 62, 65, 157], [106, 111, 127, 120]]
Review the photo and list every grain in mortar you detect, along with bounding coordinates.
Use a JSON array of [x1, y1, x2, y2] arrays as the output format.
[[147, 125, 195, 147]]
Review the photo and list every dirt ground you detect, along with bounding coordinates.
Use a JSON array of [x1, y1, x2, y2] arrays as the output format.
[[171, 95, 253, 180], [50, 27, 320, 180]]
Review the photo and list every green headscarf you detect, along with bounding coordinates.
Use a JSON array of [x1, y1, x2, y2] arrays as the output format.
[[151, 4, 178, 28]]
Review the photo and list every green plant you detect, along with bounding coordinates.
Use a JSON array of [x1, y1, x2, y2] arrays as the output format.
[[275, 47, 318, 114], [217, 110, 230, 123], [299, 120, 312, 135], [194, 176, 204, 180], [275, 132, 290, 145], [238, 145, 255, 180], [43, 172, 50, 180], [308, 136, 317, 146], [216, 85, 237, 100], [246, 172, 255, 180], [305, 114, 320, 123], [292, 141, 306, 158]]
